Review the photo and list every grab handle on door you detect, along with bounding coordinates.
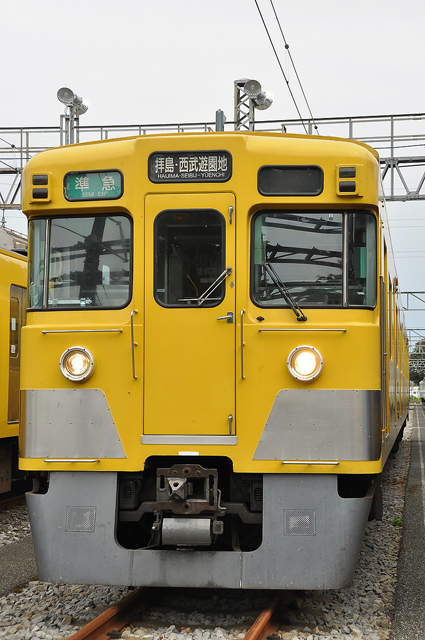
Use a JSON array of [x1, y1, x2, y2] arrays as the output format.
[[217, 311, 233, 324], [131, 309, 138, 379], [240, 309, 245, 379], [228, 414, 233, 434]]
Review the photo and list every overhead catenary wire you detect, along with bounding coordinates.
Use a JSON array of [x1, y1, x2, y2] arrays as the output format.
[[0, 137, 16, 148], [253, 0, 319, 135], [268, 0, 319, 134], [253, 0, 307, 132]]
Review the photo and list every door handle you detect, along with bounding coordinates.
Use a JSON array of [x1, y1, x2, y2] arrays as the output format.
[[217, 312, 233, 324]]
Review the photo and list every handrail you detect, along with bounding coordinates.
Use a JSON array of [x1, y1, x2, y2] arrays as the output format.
[[44, 458, 100, 463], [240, 309, 245, 379], [42, 329, 122, 334], [259, 328, 346, 332], [131, 309, 138, 379]]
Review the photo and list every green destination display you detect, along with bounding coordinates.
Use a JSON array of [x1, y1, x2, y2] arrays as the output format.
[[64, 170, 123, 201]]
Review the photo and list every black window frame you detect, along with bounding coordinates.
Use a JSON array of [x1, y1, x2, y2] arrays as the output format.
[[27, 212, 133, 311], [250, 209, 377, 310], [258, 165, 324, 197], [153, 208, 227, 309]]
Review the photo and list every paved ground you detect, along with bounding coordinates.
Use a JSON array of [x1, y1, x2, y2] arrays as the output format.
[[392, 403, 425, 639], [0, 535, 38, 597]]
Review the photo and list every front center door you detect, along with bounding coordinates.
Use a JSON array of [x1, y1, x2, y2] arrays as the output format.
[[144, 193, 236, 436]]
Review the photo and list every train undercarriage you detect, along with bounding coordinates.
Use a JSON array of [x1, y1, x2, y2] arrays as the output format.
[[118, 459, 263, 551], [116, 458, 377, 553]]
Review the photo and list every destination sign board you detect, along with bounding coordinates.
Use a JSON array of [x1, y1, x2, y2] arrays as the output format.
[[148, 150, 232, 183], [64, 170, 123, 201]]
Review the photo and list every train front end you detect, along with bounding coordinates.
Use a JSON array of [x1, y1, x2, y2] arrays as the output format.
[[20, 132, 408, 589]]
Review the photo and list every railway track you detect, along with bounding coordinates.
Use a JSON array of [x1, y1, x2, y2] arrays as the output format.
[[67, 587, 154, 640], [242, 592, 291, 640], [67, 587, 293, 640], [0, 494, 26, 511]]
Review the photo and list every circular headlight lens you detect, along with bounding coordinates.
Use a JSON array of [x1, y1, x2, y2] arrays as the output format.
[[60, 347, 94, 382], [287, 345, 323, 382]]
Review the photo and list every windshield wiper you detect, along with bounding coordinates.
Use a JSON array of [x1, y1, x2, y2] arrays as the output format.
[[179, 266, 233, 306], [262, 261, 307, 322], [197, 266, 232, 306]]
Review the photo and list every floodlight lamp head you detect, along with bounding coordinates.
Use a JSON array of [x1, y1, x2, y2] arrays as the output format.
[[57, 87, 89, 115], [243, 79, 262, 98], [57, 87, 75, 106], [73, 96, 89, 115], [254, 90, 274, 111]]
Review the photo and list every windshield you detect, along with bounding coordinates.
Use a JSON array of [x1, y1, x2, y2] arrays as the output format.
[[252, 211, 376, 308], [28, 214, 132, 309]]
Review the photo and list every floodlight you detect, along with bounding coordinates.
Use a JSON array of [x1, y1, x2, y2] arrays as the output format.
[[72, 96, 89, 115], [57, 87, 75, 105], [243, 79, 262, 98], [254, 91, 274, 110], [242, 79, 273, 111], [57, 87, 89, 115]]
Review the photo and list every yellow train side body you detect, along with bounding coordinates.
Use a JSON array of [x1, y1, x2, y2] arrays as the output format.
[[21, 132, 408, 589], [0, 248, 27, 493]]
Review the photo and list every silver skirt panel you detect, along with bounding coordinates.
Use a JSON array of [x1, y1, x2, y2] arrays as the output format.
[[253, 389, 382, 461], [27, 471, 372, 590], [23, 389, 126, 459]]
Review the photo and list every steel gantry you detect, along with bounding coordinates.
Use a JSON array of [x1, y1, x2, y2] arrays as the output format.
[[402, 292, 425, 311], [3, 111, 425, 222]]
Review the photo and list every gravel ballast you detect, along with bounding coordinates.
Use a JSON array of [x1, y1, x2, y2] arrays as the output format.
[[0, 503, 31, 546]]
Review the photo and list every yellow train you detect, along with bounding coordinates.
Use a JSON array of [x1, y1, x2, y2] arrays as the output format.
[[0, 246, 27, 494], [21, 131, 409, 589]]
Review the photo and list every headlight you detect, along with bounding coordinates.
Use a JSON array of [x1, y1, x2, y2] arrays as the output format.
[[60, 347, 94, 382], [287, 345, 323, 382]]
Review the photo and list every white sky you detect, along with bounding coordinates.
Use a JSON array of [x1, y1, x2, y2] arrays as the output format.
[[2, 0, 425, 332]]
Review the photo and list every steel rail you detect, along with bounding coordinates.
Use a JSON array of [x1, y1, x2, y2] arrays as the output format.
[[67, 588, 293, 640], [0, 494, 26, 511], [67, 586, 153, 640], [244, 592, 292, 640]]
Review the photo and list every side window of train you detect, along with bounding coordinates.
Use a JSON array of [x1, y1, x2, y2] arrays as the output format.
[[8, 285, 26, 423], [154, 209, 225, 307], [347, 213, 377, 306], [28, 218, 46, 308], [9, 295, 20, 360], [28, 215, 132, 309], [251, 210, 376, 308]]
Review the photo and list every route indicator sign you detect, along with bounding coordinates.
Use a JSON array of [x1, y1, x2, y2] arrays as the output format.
[[64, 170, 123, 201]]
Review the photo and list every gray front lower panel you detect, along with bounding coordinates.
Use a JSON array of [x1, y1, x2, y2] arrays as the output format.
[[23, 389, 126, 459], [27, 471, 372, 589], [254, 389, 382, 461]]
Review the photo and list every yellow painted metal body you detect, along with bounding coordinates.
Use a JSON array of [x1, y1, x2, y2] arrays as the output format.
[[0, 248, 27, 440], [20, 132, 409, 477]]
